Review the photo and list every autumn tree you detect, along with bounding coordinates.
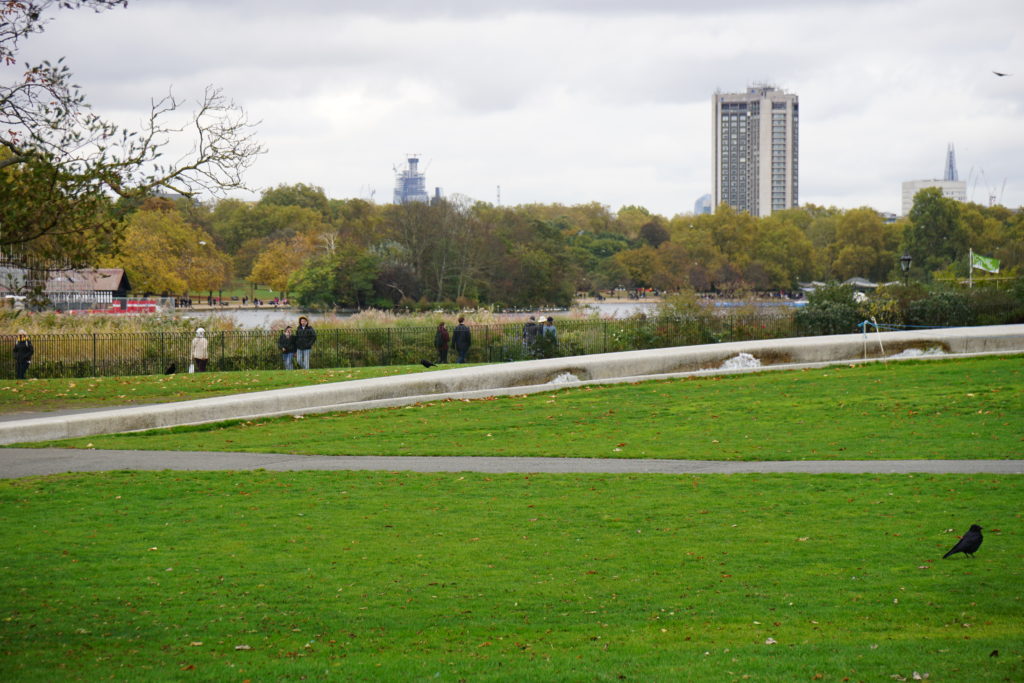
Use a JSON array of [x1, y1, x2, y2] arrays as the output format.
[[830, 208, 901, 282], [112, 205, 230, 295], [1, 0, 263, 268], [248, 234, 317, 297]]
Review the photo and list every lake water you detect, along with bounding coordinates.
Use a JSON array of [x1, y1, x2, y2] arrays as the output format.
[[177, 300, 803, 329]]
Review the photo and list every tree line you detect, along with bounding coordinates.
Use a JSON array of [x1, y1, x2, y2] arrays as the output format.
[[102, 183, 1022, 310]]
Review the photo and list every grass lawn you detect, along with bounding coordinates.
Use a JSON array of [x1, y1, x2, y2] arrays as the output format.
[[0, 366, 433, 416], [0, 471, 1020, 681], [30, 355, 1024, 461]]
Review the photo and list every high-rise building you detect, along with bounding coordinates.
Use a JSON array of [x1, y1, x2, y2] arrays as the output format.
[[943, 142, 958, 181], [712, 85, 799, 217], [393, 156, 430, 204], [693, 193, 712, 215]]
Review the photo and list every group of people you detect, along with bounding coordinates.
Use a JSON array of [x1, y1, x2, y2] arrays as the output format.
[[431, 315, 557, 365], [187, 316, 318, 373], [11, 312, 556, 380], [276, 316, 317, 370], [433, 316, 472, 364]]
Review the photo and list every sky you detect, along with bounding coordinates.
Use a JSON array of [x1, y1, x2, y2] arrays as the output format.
[[12, 0, 1024, 217]]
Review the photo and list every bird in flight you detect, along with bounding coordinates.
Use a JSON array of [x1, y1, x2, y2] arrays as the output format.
[[992, 71, 1011, 77], [943, 524, 983, 558]]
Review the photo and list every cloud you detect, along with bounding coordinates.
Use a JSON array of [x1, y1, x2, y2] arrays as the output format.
[[8, 0, 1024, 215]]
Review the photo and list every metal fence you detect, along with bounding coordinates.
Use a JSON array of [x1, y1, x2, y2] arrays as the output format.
[[1, 313, 798, 380]]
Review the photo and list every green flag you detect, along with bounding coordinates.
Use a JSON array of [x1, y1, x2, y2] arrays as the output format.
[[971, 252, 1000, 274]]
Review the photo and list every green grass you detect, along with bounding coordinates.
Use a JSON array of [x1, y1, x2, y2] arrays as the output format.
[[0, 471, 1020, 681], [32, 355, 1024, 460], [0, 365, 435, 416]]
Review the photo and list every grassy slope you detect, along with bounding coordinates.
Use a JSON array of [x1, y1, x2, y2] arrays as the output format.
[[0, 471, 1020, 681], [0, 366, 431, 416], [30, 355, 1024, 461]]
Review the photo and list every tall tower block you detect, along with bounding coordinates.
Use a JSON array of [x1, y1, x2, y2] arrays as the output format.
[[712, 85, 799, 217]]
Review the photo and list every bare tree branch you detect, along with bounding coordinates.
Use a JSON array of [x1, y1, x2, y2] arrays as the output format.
[[1, 1, 265, 267]]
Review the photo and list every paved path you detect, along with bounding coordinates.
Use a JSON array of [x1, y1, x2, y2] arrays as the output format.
[[1, 448, 1021, 478]]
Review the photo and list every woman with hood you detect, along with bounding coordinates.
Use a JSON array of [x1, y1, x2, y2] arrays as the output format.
[[12, 329, 33, 380], [191, 327, 209, 372]]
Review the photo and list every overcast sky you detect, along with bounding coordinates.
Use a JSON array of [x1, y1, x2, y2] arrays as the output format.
[[14, 0, 1024, 217]]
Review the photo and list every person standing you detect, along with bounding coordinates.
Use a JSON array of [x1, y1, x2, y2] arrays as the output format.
[[522, 315, 539, 357], [452, 316, 471, 363], [191, 327, 209, 372], [12, 329, 33, 380], [542, 316, 557, 342], [278, 325, 297, 370], [434, 322, 450, 364], [295, 316, 317, 369], [540, 316, 558, 357]]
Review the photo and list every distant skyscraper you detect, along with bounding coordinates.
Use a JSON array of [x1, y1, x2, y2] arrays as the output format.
[[943, 143, 958, 181], [393, 156, 430, 204], [694, 193, 712, 215], [712, 85, 799, 217]]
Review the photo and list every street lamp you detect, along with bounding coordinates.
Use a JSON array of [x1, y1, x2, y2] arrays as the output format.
[[900, 253, 912, 285]]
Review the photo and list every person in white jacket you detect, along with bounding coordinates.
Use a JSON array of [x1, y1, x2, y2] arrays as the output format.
[[191, 327, 209, 372]]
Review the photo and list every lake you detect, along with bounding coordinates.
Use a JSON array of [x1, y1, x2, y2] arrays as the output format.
[[177, 300, 803, 329]]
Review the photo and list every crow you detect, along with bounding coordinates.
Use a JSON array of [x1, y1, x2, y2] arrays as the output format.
[[420, 359, 436, 368], [943, 524, 983, 558], [164, 362, 177, 375]]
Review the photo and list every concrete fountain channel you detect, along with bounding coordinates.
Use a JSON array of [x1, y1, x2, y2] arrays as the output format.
[[2, 324, 1022, 446]]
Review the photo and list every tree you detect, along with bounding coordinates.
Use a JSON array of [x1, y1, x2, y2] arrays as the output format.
[[248, 235, 316, 296], [112, 205, 230, 295], [1, 1, 263, 267], [259, 183, 330, 215], [288, 245, 379, 310], [638, 220, 670, 248], [830, 208, 900, 281], [904, 187, 967, 277]]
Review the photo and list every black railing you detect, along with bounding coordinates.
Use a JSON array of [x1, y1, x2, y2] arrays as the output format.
[[0, 314, 798, 379]]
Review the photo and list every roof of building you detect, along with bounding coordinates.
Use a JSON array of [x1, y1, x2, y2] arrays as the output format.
[[45, 268, 131, 293]]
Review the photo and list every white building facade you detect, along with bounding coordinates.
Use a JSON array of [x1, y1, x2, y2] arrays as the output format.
[[712, 85, 799, 217], [900, 179, 966, 216]]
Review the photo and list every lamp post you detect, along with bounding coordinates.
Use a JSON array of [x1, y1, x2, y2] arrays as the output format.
[[900, 253, 912, 285]]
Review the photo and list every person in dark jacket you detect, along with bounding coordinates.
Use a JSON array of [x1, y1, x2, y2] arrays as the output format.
[[522, 316, 539, 357], [278, 325, 297, 370], [294, 316, 316, 369], [13, 329, 33, 380], [452, 316, 471, 363], [434, 322, 450, 364]]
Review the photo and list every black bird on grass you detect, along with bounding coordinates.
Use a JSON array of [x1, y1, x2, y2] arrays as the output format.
[[943, 524, 983, 558], [164, 362, 177, 375], [420, 359, 436, 368]]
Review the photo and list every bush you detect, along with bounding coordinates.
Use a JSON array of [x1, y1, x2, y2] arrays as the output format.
[[794, 284, 862, 336], [906, 289, 972, 327]]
